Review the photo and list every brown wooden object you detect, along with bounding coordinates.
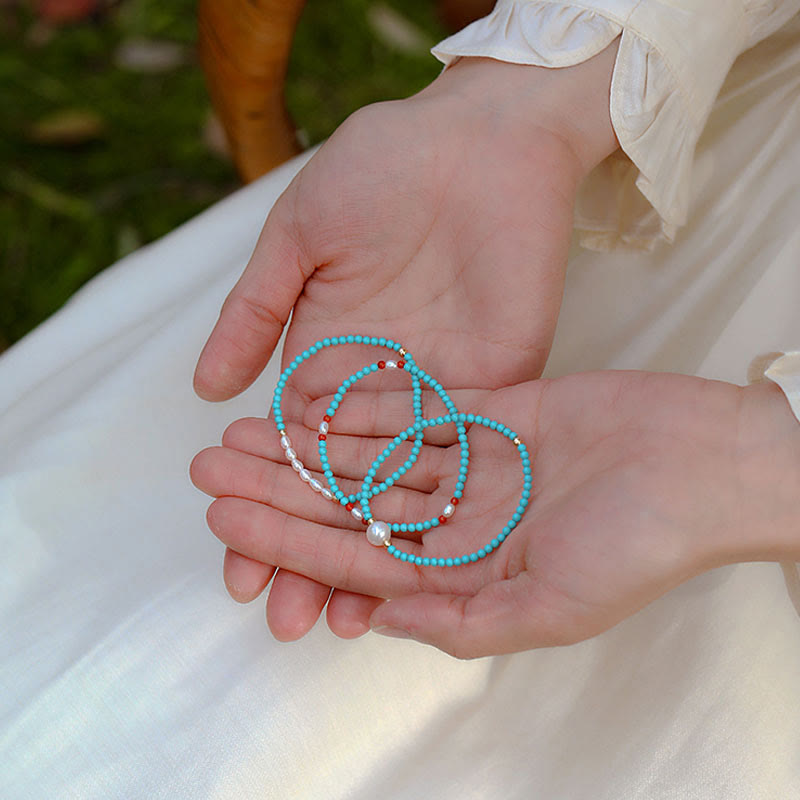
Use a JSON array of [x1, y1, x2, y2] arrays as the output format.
[[197, 0, 306, 183], [198, 0, 496, 184]]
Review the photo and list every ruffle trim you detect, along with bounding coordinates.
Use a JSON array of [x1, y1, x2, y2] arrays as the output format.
[[432, 1, 698, 250]]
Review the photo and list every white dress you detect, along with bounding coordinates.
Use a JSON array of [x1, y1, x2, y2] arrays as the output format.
[[2, 5, 799, 798]]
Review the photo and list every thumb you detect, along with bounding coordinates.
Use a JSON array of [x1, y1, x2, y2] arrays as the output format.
[[194, 198, 312, 401], [368, 574, 559, 659]]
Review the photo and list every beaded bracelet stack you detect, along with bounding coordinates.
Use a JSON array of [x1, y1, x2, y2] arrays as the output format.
[[271, 336, 532, 567]]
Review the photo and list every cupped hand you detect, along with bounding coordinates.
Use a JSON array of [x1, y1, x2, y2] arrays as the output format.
[[192, 369, 796, 657], [192, 49, 620, 637]]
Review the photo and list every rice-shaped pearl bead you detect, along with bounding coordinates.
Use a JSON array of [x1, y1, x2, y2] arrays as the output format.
[[280, 435, 292, 450], [385, 360, 397, 369], [309, 479, 323, 493], [366, 520, 391, 546], [321, 487, 334, 501], [351, 507, 364, 521], [291, 459, 304, 472], [285, 447, 297, 461], [298, 468, 312, 483], [442, 503, 456, 518], [318, 421, 329, 435]]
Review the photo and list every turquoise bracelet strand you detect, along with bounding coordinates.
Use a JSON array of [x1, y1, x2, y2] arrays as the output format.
[[271, 335, 532, 567]]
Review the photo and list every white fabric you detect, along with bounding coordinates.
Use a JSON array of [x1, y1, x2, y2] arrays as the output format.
[[2, 15, 800, 800], [433, 0, 800, 248]]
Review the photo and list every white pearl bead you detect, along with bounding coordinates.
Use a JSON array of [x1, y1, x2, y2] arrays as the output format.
[[366, 520, 391, 546], [351, 507, 363, 521], [385, 360, 397, 369], [280, 435, 292, 450], [321, 487, 334, 501], [284, 447, 297, 461], [442, 503, 456, 518], [298, 468, 312, 483], [309, 479, 323, 493], [318, 421, 329, 435], [291, 458, 304, 472]]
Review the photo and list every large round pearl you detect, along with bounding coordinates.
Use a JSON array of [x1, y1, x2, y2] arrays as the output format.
[[366, 520, 391, 547]]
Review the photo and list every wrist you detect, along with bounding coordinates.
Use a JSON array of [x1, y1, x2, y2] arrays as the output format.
[[416, 39, 620, 180], [728, 382, 800, 563]]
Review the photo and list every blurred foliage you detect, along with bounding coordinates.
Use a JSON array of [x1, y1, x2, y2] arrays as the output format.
[[0, 0, 447, 350]]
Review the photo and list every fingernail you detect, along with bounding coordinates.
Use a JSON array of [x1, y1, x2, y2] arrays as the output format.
[[371, 625, 414, 640]]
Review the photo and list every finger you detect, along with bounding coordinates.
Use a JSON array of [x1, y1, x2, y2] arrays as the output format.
[[368, 573, 566, 658], [207, 496, 433, 598], [194, 196, 311, 402], [326, 590, 383, 639], [265, 568, 331, 642], [222, 547, 275, 603], [192, 444, 435, 532], [218, 417, 449, 494]]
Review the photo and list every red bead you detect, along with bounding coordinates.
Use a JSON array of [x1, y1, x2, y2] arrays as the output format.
[[438, 515, 447, 524], [450, 497, 459, 505], [361, 517, 369, 526], [378, 361, 386, 369], [397, 360, 405, 368], [346, 503, 354, 511], [323, 414, 331, 422], [318, 434, 326, 441]]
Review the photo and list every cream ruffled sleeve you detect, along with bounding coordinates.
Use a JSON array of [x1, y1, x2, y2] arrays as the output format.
[[432, 0, 800, 250]]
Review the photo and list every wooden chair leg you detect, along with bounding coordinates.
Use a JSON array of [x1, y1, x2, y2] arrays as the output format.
[[437, 0, 496, 33], [197, 0, 307, 183]]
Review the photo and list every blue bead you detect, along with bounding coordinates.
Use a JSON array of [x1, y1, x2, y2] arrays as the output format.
[[431, 518, 439, 527], [445, 558, 454, 567], [423, 521, 432, 530], [469, 553, 479, 563], [478, 548, 486, 558], [400, 552, 408, 562], [452, 557, 462, 566], [346, 335, 355, 343], [422, 557, 431, 566], [354, 335, 363, 343]]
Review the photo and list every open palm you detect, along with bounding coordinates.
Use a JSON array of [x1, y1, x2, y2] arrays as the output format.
[[192, 368, 762, 657]]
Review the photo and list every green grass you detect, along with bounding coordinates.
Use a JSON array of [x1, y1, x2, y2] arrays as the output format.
[[0, 0, 447, 350]]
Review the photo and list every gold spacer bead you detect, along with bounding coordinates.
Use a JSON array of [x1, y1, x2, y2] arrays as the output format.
[[513, 436, 522, 446], [367, 518, 375, 525], [398, 347, 407, 357], [383, 539, 391, 547], [278, 429, 287, 436]]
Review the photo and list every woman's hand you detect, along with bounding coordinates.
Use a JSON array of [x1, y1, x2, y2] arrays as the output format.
[[191, 369, 800, 657], [192, 44, 620, 637]]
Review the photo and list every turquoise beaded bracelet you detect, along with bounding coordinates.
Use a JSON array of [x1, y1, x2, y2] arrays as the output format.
[[272, 336, 532, 567]]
